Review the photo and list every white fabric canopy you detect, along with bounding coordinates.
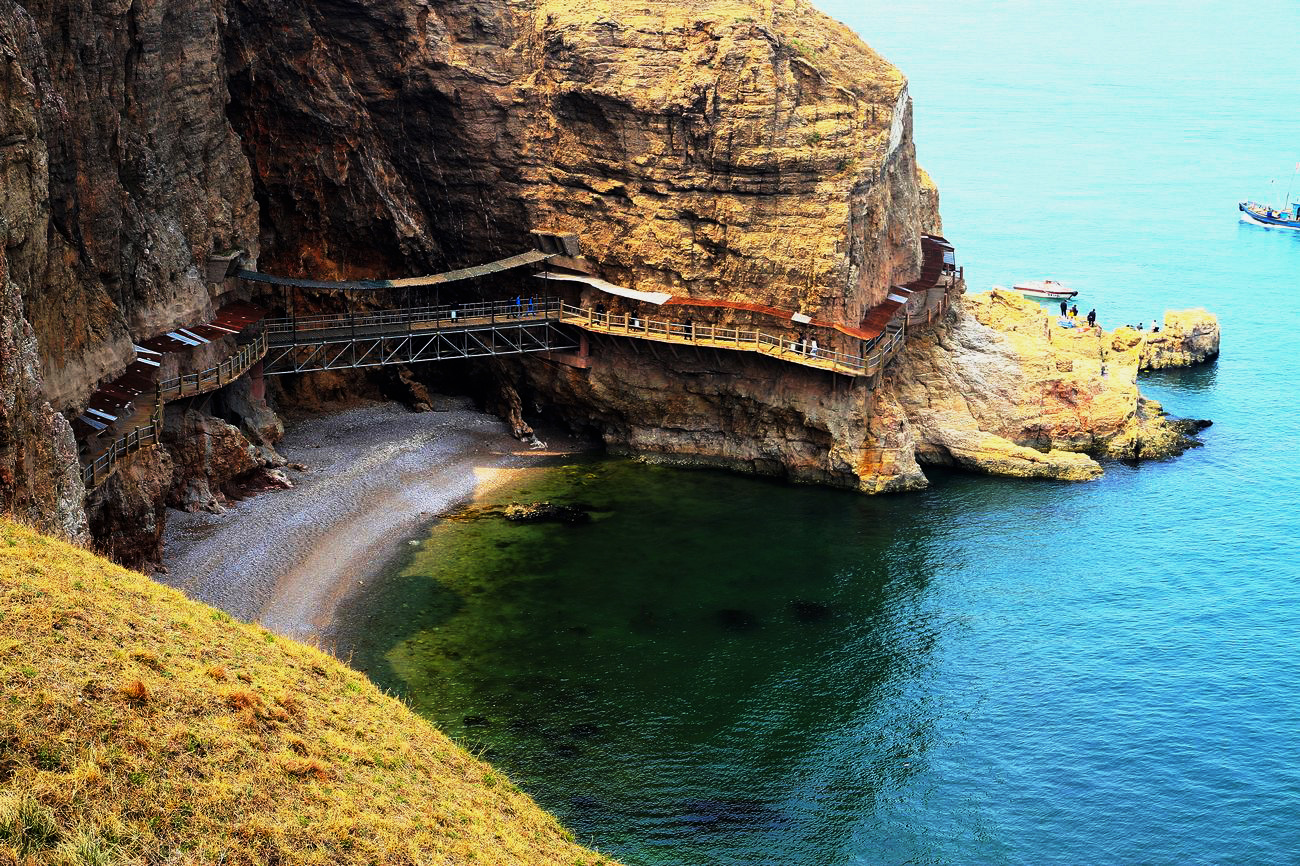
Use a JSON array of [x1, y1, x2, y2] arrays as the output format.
[[534, 272, 673, 305]]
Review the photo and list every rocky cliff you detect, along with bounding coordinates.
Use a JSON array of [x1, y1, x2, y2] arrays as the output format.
[[1, 0, 259, 544], [876, 291, 1214, 486], [517, 291, 1215, 493], [225, 0, 924, 319], [1, 0, 1216, 563]]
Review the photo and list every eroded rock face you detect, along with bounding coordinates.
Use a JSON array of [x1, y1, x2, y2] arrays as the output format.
[[0, 18, 87, 540], [887, 290, 1211, 481], [86, 447, 173, 569], [163, 406, 291, 515], [2, 0, 258, 409], [227, 0, 923, 320], [0, 254, 88, 539]]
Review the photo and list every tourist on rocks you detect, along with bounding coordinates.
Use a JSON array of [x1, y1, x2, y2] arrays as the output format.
[[1087, 309, 1097, 328], [1070, 304, 1079, 318], [1060, 300, 1068, 316], [1151, 319, 1160, 333]]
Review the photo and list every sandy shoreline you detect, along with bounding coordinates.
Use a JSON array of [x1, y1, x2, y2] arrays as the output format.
[[158, 401, 587, 641]]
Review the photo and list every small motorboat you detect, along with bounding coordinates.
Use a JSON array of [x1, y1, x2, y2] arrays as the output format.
[[1007, 279, 1078, 300], [1239, 199, 1300, 230]]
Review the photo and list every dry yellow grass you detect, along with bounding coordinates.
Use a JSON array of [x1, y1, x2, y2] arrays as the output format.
[[0, 518, 615, 866]]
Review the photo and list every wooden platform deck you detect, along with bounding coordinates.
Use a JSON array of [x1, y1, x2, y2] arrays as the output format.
[[556, 304, 906, 378]]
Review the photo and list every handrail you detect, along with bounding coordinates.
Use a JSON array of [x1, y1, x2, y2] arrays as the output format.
[[81, 418, 162, 489], [157, 332, 268, 400], [264, 298, 564, 336], [83, 333, 269, 489], [556, 301, 909, 377], [83, 276, 956, 487]]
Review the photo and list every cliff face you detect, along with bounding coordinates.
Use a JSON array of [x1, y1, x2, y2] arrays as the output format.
[[0, 13, 86, 539], [1, 0, 258, 544], [2, 0, 258, 408], [226, 0, 921, 319]]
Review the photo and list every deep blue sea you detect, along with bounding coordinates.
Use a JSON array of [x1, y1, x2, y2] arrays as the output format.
[[337, 3, 1300, 863]]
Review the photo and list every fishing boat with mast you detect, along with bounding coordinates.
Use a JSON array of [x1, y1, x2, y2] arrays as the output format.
[[1240, 164, 1300, 230]]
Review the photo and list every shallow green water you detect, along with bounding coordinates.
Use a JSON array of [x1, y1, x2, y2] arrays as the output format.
[[338, 458, 949, 860], [336, 1, 1300, 861]]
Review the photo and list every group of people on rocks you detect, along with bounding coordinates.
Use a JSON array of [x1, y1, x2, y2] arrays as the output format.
[[1059, 300, 1098, 329], [1058, 299, 1160, 333]]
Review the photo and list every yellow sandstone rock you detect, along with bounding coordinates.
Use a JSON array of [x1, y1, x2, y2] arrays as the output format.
[[882, 289, 1214, 481]]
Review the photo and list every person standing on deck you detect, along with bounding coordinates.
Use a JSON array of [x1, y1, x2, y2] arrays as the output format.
[[809, 338, 819, 358]]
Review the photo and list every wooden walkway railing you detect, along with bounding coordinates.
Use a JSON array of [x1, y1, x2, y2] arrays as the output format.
[[82, 269, 959, 487], [557, 302, 909, 378], [157, 333, 267, 400], [81, 406, 163, 489], [82, 334, 269, 489]]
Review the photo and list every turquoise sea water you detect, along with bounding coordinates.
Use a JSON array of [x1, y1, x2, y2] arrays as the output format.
[[337, 3, 1300, 863]]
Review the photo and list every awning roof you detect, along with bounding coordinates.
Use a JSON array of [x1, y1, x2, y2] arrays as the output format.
[[533, 272, 673, 305]]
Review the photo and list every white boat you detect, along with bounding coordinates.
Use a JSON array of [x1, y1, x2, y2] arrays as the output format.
[[1009, 279, 1078, 300]]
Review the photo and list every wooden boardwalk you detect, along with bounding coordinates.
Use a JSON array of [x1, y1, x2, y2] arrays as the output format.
[[81, 306, 270, 489], [556, 304, 906, 378], [78, 241, 960, 489]]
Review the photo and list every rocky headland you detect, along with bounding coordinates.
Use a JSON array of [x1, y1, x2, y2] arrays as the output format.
[[0, 0, 1218, 561]]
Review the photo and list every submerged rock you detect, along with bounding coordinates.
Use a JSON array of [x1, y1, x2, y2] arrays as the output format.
[[503, 501, 591, 524]]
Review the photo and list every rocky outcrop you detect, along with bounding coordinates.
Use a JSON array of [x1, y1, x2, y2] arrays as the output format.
[[887, 290, 1210, 481], [1106, 309, 1221, 371], [85, 446, 172, 569], [226, 0, 922, 323]]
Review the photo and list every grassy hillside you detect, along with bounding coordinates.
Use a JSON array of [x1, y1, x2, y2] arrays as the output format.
[[0, 519, 614, 865]]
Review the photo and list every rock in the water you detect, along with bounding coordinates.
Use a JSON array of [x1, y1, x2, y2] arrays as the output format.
[[1122, 309, 1220, 371], [503, 501, 591, 524], [886, 290, 1213, 482]]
